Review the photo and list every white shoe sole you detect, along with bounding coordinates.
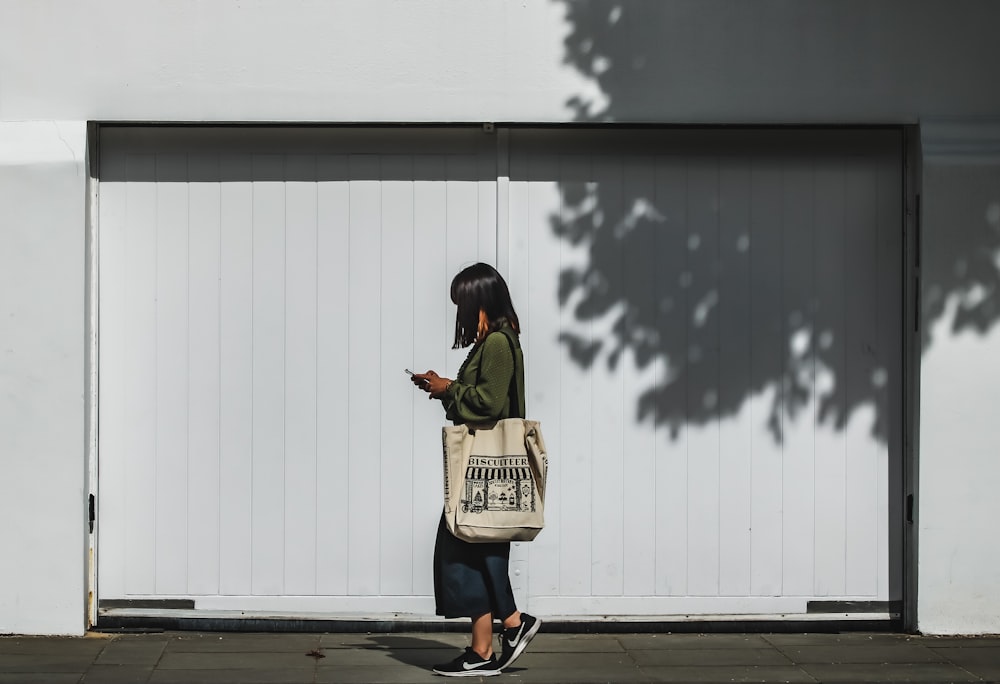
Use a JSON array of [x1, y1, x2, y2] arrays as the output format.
[[432, 668, 500, 677]]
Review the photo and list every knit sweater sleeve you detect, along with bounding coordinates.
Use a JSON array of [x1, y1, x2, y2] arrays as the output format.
[[441, 332, 515, 424]]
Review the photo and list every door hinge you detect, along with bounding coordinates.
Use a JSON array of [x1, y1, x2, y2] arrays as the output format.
[[906, 494, 914, 524], [88, 493, 95, 533]]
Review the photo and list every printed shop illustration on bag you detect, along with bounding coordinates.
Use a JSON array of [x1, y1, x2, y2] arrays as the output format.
[[462, 455, 538, 514], [442, 419, 548, 543]]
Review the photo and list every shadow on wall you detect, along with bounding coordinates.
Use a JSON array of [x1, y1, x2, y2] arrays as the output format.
[[550, 1, 1000, 443], [921, 196, 1000, 344]]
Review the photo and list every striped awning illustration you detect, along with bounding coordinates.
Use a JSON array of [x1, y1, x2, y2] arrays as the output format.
[[465, 467, 531, 480]]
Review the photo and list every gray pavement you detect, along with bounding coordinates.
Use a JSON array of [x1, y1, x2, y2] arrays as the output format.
[[1, 630, 999, 683]]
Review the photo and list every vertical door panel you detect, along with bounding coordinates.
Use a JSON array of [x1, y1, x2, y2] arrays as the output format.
[[380, 157, 415, 597], [96, 150, 127, 597], [518, 152, 563, 602], [780, 160, 816, 597], [250, 154, 287, 596], [812, 162, 848, 597], [283, 155, 319, 596], [717, 160, 753, 597], [315, 156, 351, 596], [154, 153, 191, 596], [686, 158, 722, 597], [653, 157, 690, 597], [876, 152, 902, 601], [747, 159, 786, 598], [410, 156, 450, 597], [346, 156, 382, 597], [843, 162, 881, 597], [621, 158, 657, 597], [187, 158, 222, 596], [122, 153, 157, 596], [588, 156, 626, 598], [218, 155, 254, 596]]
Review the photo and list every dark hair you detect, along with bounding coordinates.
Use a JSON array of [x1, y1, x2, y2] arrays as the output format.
[[450, 263, 521, 348]]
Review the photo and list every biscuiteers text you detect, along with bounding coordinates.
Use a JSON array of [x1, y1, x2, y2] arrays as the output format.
[[468, 456, 530, 468]]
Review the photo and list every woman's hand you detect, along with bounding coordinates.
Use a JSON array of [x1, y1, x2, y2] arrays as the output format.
[[412, 370, 452, 398]]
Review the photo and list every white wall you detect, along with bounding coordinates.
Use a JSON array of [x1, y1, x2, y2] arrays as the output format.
[[1, 0, 1000, 123], [918, 122, 1000, 635], [3, 0, 1000, 634], [0, 122, 88, 635]]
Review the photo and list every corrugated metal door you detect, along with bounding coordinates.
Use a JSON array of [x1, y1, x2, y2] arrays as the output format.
[[98, 126, 902, 621], [507, 129, 902, 618]]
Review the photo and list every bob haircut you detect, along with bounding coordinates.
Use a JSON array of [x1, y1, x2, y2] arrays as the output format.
[[450, 263, 521, 348]]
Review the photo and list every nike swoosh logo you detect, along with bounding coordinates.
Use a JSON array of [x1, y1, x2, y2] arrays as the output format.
[[463, 661, 489, 671], [507, 637, 519, 648]]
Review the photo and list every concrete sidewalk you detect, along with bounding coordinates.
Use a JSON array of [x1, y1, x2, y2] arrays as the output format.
[[1, 630, 999, 683]]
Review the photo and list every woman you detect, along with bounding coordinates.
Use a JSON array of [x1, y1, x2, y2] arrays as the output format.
[[412, 262, 541, 677]]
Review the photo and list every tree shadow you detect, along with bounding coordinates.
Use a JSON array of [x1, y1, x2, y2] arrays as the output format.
[[922, 187, 1000, 350], [549, 2, 1000, 444]]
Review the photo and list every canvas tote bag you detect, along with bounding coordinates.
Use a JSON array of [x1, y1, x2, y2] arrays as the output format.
[[441, 331, 548, 543]]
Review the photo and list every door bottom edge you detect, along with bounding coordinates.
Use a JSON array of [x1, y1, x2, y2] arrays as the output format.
[[94, 611, 900, 634]]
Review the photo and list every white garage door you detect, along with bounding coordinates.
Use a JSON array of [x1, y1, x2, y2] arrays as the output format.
[[97, 126, 902, 622]]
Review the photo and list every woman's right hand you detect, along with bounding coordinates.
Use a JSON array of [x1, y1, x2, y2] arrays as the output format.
[[412, 370, 452, 398]]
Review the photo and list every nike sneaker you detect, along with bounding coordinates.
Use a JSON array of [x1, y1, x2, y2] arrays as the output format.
[[495, 613, 541, 671], [432, 647, 500, 677]]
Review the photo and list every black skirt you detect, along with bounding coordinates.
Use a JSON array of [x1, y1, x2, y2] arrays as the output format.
[[433, 514, 517, 620]]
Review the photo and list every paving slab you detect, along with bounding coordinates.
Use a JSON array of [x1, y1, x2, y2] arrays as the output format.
[[155, 651, 317, 671], [771, 644, 947, 664], [801, 662, 983, 682], [630, 647, 794, 667], [0, 674, 82, 684], [80, 665, 155, 683], [324, 633, 467, 652], [521, 634, 626, 653], [94, 639, 167, 666], [500, 669, 655, 684], [165, 633, 321, 653], [762, 633, 923, 647], [956, 665, 1000, 681], [149, 669, 316, 684], [0, 653, 100, 673], [316, 645, 439, 668], [931, 645, 1000, 666], [321, 646, 462, 670], [0, 636, 108, 656], [315, 665, 441, 684], [929, 646, 1000, 681], [640, 665, 817, 683], [621, 634, 774, 650], [503, 652, 652, 683]]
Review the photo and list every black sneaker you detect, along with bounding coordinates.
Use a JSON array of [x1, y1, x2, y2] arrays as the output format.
[[432, 647, 500, 677], [495, 613, 541, 671]]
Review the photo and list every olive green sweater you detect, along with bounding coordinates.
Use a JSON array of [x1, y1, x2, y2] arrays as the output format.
[[439, 324, 525, 425]]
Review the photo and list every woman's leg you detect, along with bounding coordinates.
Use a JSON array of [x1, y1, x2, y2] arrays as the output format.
[[501, 610, 522, 629], [470, 612, 494, 659]]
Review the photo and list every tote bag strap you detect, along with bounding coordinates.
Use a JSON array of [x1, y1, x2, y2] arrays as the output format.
[[497, 327, 525, 420]]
